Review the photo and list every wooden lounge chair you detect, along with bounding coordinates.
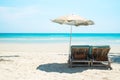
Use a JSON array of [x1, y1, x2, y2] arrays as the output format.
[[68, 45, 90, 67], [90, 45, 112, 69]]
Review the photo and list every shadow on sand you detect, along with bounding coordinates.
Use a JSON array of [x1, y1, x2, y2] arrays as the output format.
[[36, 63, 109, 73], [0, 55, 19, 58], [0, 55, 20, 62], [110, 53, 120, 64]]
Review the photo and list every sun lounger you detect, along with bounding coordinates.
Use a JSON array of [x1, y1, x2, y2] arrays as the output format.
[[90, 45, 112, 69], [68, 45, 91, 67]]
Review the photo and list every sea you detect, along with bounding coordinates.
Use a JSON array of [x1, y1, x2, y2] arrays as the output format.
[[0, 33, 120, 45]]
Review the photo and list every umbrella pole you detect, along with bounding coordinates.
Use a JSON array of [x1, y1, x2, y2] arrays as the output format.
[[69, 26, 72, 55]]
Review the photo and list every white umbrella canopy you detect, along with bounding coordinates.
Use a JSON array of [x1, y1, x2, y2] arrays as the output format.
[[52, 14, 94, 26], [51, 14, 94, 54]]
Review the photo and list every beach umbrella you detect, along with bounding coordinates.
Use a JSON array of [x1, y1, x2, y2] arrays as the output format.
[[51, 14, 94, 54]]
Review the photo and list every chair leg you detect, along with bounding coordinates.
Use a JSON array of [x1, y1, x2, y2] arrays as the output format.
[[107, 61, 112, 70], [68, 62, 72, 68], [108, 58, 112, 70], [68, 59, 72, 68], [91, 60, 93, 67], [88, 61, 91, 66]]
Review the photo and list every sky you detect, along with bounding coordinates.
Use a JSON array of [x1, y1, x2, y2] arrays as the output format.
[[0, 0, 120, 33]]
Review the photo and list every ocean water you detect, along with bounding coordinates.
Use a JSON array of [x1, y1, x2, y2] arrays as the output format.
[[0, 33, 120, 45]]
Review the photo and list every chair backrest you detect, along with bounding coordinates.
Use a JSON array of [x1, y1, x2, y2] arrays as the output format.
[[71, 45, 90, 60], [90, 45, 110, 61]]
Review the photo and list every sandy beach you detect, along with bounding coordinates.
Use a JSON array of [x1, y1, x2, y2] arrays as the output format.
[[0, 0, 120, 79], [0, 43, 120, 80]]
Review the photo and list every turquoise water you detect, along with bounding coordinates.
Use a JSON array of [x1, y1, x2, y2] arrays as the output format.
[[0, 33, 120, 45]]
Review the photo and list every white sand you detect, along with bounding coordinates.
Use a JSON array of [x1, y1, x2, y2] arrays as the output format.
[[0, 43, 120, 80]]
